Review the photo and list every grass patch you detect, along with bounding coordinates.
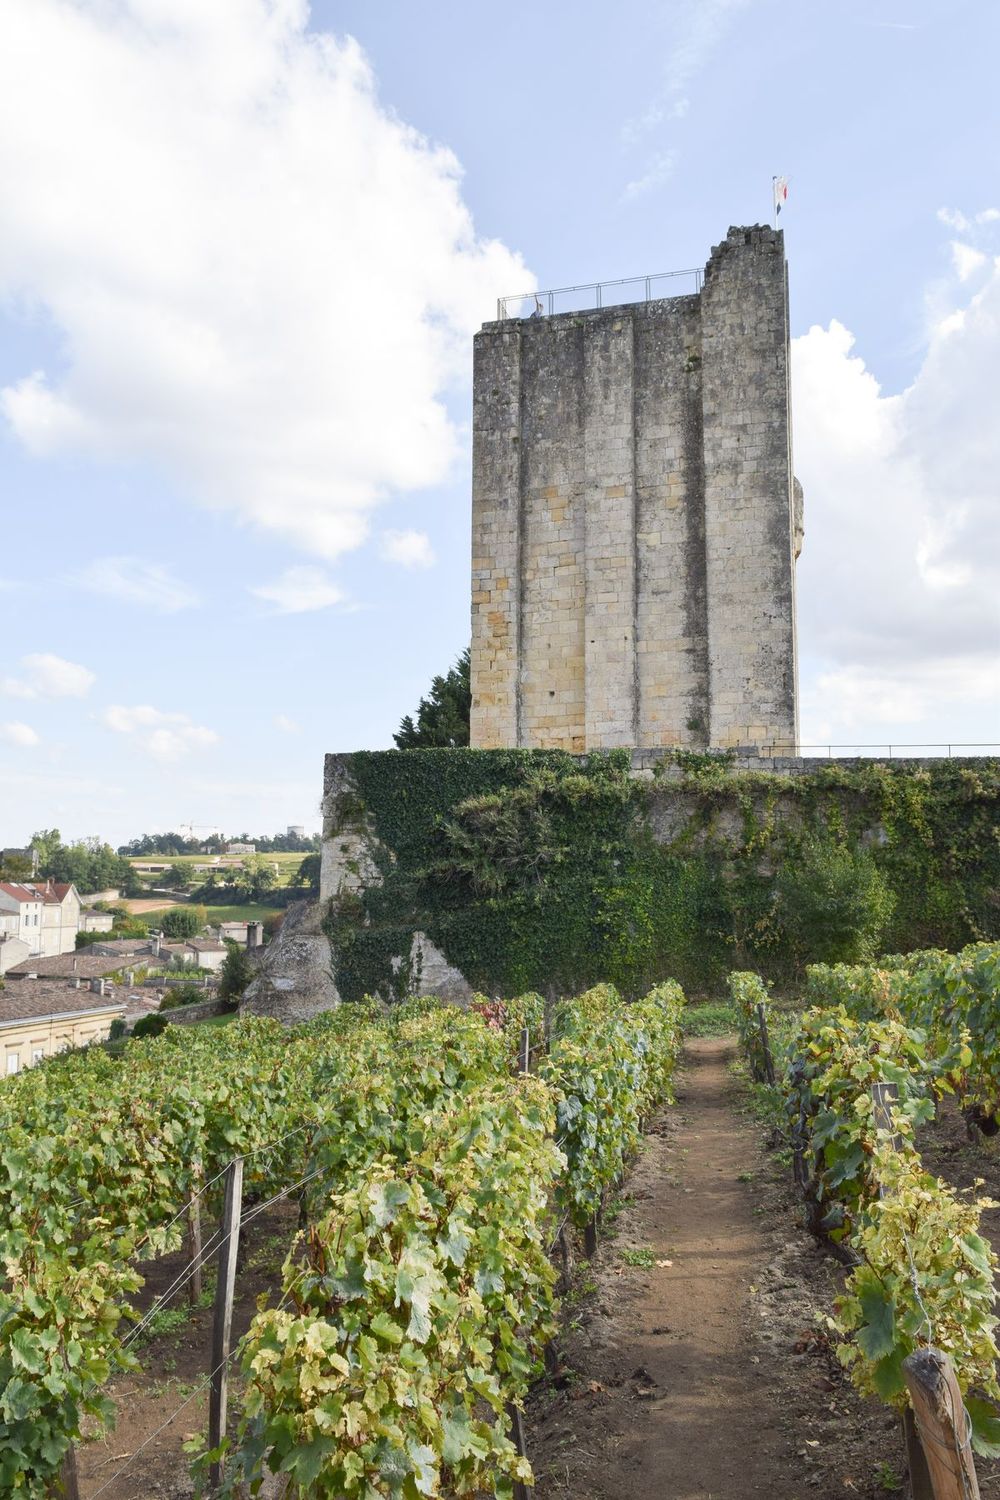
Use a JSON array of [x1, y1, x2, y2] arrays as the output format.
[[193, 1012, 238, 1028], [620, 1247, 656, 1267], [682, 1001, 736, 1038]]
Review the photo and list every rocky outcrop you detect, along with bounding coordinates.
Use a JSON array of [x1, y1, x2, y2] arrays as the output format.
[[240, 900, 341, 1024]]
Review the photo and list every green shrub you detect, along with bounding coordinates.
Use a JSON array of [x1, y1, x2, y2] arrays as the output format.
[[777, 838, 894, 966], [131, 1012, 169, 1040], [160, 905, 207, 939]]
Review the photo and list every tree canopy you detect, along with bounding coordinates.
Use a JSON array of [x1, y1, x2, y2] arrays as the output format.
[[393, 647, 470, 749]]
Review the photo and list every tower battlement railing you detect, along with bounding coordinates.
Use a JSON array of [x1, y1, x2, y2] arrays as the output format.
[[497, 265, 703, 322]]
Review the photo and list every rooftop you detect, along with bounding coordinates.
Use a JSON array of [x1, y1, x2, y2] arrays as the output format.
[[0, 980, 126, 1026], [5, 951, 137, 980]]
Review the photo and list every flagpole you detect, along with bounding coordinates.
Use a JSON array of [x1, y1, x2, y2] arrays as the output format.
[[772, 175, 777, 231]]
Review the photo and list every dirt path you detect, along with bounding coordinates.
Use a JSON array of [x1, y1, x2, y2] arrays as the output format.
[[606, 1034, 799, 1496], [529, 1036, 891, 1498]]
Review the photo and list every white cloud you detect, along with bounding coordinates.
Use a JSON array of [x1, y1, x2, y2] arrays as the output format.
[[977, 208, 1000, 224], [1, 721, 40, 747], [78, 556, 198, 612], [103, 704, 219, 761], [938, 207, 971, 232], [620, 0, 746, 189], [2, 653, 95, 699], [251, 565, 346, 614], [950, 241, 987, 281], [622, 151, 678, 203], [380, 529, 435, 569], [0, 2, 531, 560], [793, 248, 1000, 747], [273, 713, 300, 734]]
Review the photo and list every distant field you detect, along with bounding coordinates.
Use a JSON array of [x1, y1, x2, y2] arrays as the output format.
[[128, 852, 308, 888], [123, 897, 183, 916], [128, 902, 283, 926]]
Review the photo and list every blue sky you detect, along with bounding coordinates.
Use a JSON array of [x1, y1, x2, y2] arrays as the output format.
[[1, 0, 998, 847]]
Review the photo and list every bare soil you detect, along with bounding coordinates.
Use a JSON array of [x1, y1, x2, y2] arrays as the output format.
[[527, 1037, 908, 1499], [77, 1200, 298, 1500]]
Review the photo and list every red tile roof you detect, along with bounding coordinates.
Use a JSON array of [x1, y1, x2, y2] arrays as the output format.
[[0, 881, 76, 905], [0, 883, 42, 903]]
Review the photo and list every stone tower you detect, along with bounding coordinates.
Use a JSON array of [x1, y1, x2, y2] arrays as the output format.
[[469, 225, 803, 754]]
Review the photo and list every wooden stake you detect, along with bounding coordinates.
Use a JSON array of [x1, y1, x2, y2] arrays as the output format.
[[902, 1347, 980, 1500], [187, 1161, 203, 1306], [209, 1155, 244, 1493], [50, 1449, 79, 1500], [519, 1026, 530, 1075], [558, 1223, 572, 1288], [755, 1001, 775, 1085], [902, 1408, 934, 1500], [507, 1402, 530, 1500], [584, 1217, 598, 1257]]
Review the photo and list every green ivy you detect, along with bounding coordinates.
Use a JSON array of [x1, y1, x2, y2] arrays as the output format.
[[325, 751, 1000, 998]]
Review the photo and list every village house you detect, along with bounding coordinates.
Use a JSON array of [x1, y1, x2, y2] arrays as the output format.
[[0, 978, 125, 1076], [0, 880, 82, 970], [159, 937, 227, 972], [80, 909, 115, 934]]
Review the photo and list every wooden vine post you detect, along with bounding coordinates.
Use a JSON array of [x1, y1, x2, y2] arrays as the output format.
[[53, 1450, 80, 1500], [518, 1026, 530, 1076], [506, 1401, 530, 1500], [903, 1348, 980, 1500], [187, 1159, 203, 1306], [755, 1001, 775, 1085], [209, 1155, 244, 1493]]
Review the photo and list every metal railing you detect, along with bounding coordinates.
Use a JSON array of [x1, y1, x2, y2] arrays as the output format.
[[741, 743, 1000, 761], [497, 266, 703, 322]]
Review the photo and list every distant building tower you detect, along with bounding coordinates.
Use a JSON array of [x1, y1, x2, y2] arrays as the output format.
[[287, 825, 306, 838], [470, 225, 803, 754]]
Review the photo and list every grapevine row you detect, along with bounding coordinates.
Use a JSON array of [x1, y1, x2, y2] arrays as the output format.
[[0, 981, 683, 1496], [729, 949, 1000, 1454]]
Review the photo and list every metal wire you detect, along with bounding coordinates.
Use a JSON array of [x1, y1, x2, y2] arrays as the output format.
[[87, 1347, 236, 1500]]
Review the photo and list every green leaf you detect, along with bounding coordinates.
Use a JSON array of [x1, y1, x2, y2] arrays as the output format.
[[857, 1286, 896, 1362], [370, 1180, 411, 1228], [370, 1311, 403, 1346], [966, 1397, 1000, 1459], [871, 1345, 907, 1401]]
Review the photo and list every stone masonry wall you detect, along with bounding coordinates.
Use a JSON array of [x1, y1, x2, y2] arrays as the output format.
[[470, 224, 799, 753]]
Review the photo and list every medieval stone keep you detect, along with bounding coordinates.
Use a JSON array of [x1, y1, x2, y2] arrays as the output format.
[[470, 225, 804, 754]]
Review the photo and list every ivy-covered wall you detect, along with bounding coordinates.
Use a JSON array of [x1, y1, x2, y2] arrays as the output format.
[[322, 749, 1000, 999]]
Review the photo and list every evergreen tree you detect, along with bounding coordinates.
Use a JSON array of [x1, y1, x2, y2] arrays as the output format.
[[393, 647, 470, 749]]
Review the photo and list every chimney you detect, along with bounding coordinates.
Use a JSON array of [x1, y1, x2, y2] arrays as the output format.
[[152, 933, 161, 958], [246, 921, 261, 951], [72, 956, 78, 973]]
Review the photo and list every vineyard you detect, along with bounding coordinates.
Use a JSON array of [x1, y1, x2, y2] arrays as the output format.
[[731, 941, 1000, 1488], [0, 982, 683, 1497], [5, 945, 1000, 1498]]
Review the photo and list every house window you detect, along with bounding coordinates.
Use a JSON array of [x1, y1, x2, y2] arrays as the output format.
[[31, 1048, 45, 1065], [6, 1053, 19, 1075]]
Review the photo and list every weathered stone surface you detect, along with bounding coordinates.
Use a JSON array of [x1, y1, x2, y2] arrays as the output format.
[[470, 224, 801, 755], [240, 900, 341, 1023], [402, 931, 474, 1007], [320, 752, 382, 902]]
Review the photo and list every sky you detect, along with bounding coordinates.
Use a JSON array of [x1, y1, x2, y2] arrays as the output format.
[[1, 0, 998, 848]]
